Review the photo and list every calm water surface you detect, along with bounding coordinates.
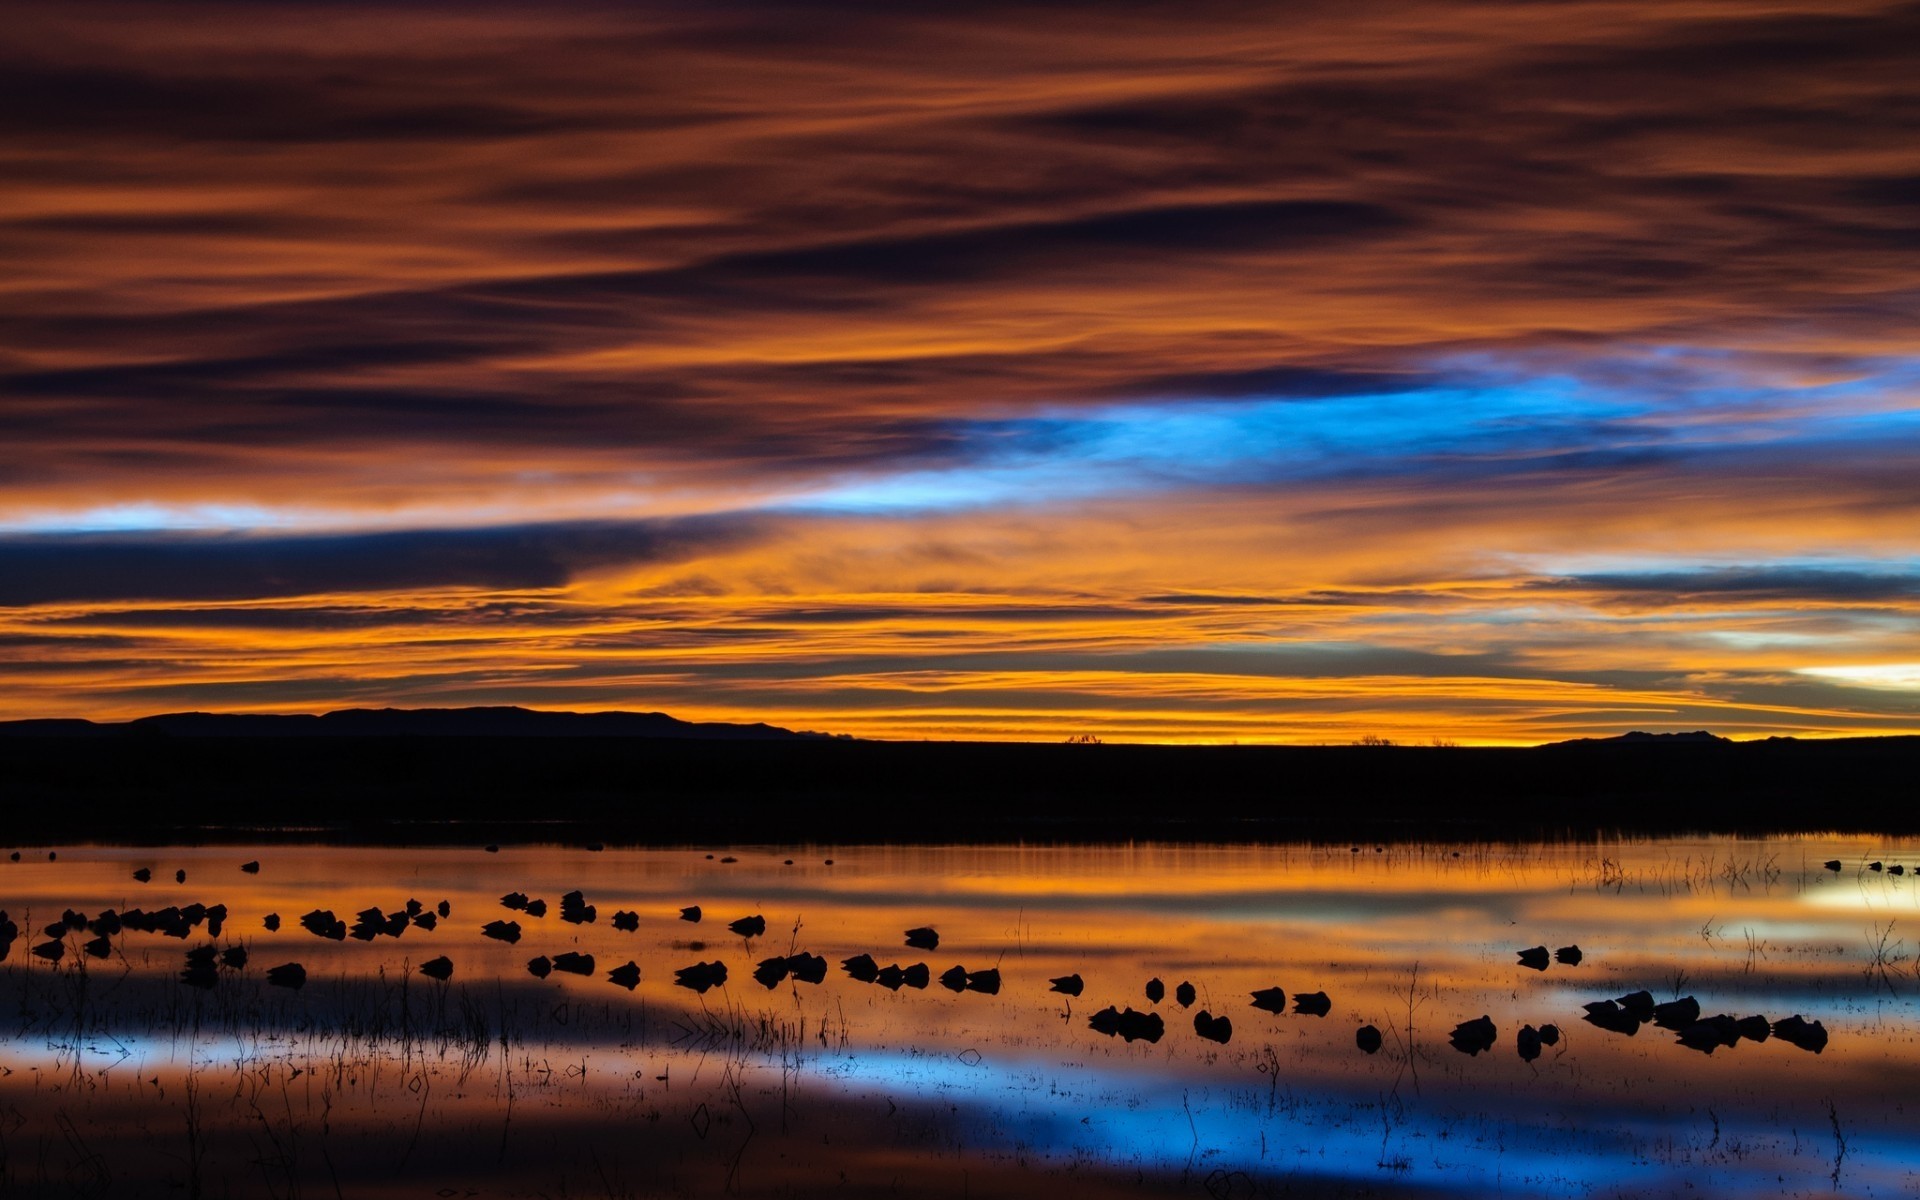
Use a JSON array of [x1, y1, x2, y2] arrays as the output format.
[[2, 837, 1917, 1198]]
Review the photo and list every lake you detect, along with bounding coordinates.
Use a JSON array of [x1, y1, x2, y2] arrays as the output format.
[[1, 836, 1914, 1197]]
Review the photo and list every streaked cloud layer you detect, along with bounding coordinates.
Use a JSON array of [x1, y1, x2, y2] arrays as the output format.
[[3, 0, 1918, 740]]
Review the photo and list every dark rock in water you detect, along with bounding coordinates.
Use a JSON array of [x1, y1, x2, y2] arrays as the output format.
[[527, 956, 552, 979], [523, 899, 547, 918], [301, 910, 347, 940], [267, 962, 306, 989], [83, 934, 111, 959], [1050, 973, 1084, 997], [1554, 945, 1582, 966], [940, 964, 969, 992], [1517, 946, 1550, 971], [1517, 1024, 1542, 1062], [1616, 990, 1656, 1023], [1823, 859, 1843, 872], [753, 956, 790, 989], [481, 920, 522, 944], [1176, 980, 1196, 1008], [964, 967, 1001, 995], [786, 952, 828, 984], [728, 915, 766, 938], [1293, 991, 1331, 1017], [560, 890, 597, 924], [1734, 1014, 1771, 1043], [1145, 977, 1165, 1004], [674, 960, 728, 993], [0, 912, 15, 962], [902, 962, 931, 989], [1582, 1000, 1640, 1036], [241, 860, 260, 874], [418, 956, 454, 981], [1772, 1015, 1828, 1053], [612, 910, 640, 932], [1652, 997, 1701, 1030], [842, 953, 880, 983], [1449, 1015, 1497, 1056], [437, 900, 451, 918], [876, 964, 906, 990], [412, 911, 437, 931], [133, 868, 152, 883], [608, 961, 641, 991], [220, 946, 247, 969], [1676, 1015, 1741, 1054], [552, 952, 595, 976], [1194, 1010, 1232, 1044], [1538, 1023, 1561, 1046], [500, 892, 530, 911], [263, 913, 281, 932], [1356, 1024, 1383, 1054], [1250, 986, 1289, 1015], [679, 906, 702, 923], [904, 926, 939, 951]]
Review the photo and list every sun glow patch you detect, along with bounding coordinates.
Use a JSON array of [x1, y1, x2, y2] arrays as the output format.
[[1798, 664, 1920, 690]]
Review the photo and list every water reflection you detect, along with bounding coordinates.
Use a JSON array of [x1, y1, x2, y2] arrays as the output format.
[[1, 837, 1916, 1197]]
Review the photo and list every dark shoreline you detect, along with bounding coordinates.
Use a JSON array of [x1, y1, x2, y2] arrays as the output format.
[[3, 733, 1916, 845]]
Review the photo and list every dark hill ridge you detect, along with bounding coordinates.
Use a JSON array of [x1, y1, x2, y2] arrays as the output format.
[[0, 714, 1917, 843], [0, 705, 828, 741]]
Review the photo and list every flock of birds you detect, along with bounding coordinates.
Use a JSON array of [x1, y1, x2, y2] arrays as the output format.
[[0, 850, 1837, 1064]]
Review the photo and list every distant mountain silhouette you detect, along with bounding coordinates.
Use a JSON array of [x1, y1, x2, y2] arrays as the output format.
[[1542, 730, 1732, 748], [0, 706, 832, 741]]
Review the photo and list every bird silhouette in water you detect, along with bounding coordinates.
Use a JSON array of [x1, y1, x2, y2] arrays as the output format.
[[527, 955, 553, 979], [437, 900, 451, 918], [523, 899, 548, 918], [263, 913, 281, 932], [904, 927, 939, 950], [608, 961, 641, 991], [1539, 1024, 1561, 1046], [1517, 1024, 1543, 1062], [552, 952, 595, 976], [728, 915, 766, 938], [1651, 997, 1700, 1030], [1554, 945, 1582, 965], [412, 911, 437, 931], [84, 934, 111, 959], [876, 964, 907, 990], [1449, 1015, 1497, 1055], [902, 963, 931, 989], [1771, 1015, 1828, 1053], [1355, 1025, 1383, 1054], [559, 891, 596, 924], [180, 946, 219, 989], [133, 868, 151, 883], [674, 960, 727, 993], [842, 953, 880, 983], [220, 946, 247, 969], [481, 920, 522, 944], [1050, 973, 1084, 997], [1870, 861, 1884, 872], [241, 860, 260, 874], [680, 906, 702, 923], [32, 939, 64, 962], [1581, 1000, 1641, 1036], [0, 912, 18, 962], [1175, 981, 1196, 1008], [1089, 1006, 1164, 1043], [1193, 1011, 1232, 1044], [786, 953, 829, 984], [500, 892, 530, 910], [1675, 1014, 1744, 1054], [1250, 987, 1289, 1015], [964, 967, 1001, 994], [300, 910, 347, 941], [1145, 977, 1165, 1004], [1615, 990, 1656, 1022], [612, 910, 640, 932], [175, 870, 186, 883], [940, 965, 969, 992], [754, 956, 791, 988], [1517, 946, 1550, 971], [1293, 991, 1332, 1017], [1823, 859, 1843, 871], [418, 956, 453, 981], [267, 963, 306, 989]]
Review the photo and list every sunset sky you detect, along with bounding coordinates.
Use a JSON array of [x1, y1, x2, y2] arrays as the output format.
[[4, 0, 1918, 741]]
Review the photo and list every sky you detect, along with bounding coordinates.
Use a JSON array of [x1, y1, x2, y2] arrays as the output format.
[[3, 0, 1919, 742]]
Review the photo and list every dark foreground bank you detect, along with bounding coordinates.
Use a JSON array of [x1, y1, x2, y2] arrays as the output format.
[[2, 726, 1916, 844]]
